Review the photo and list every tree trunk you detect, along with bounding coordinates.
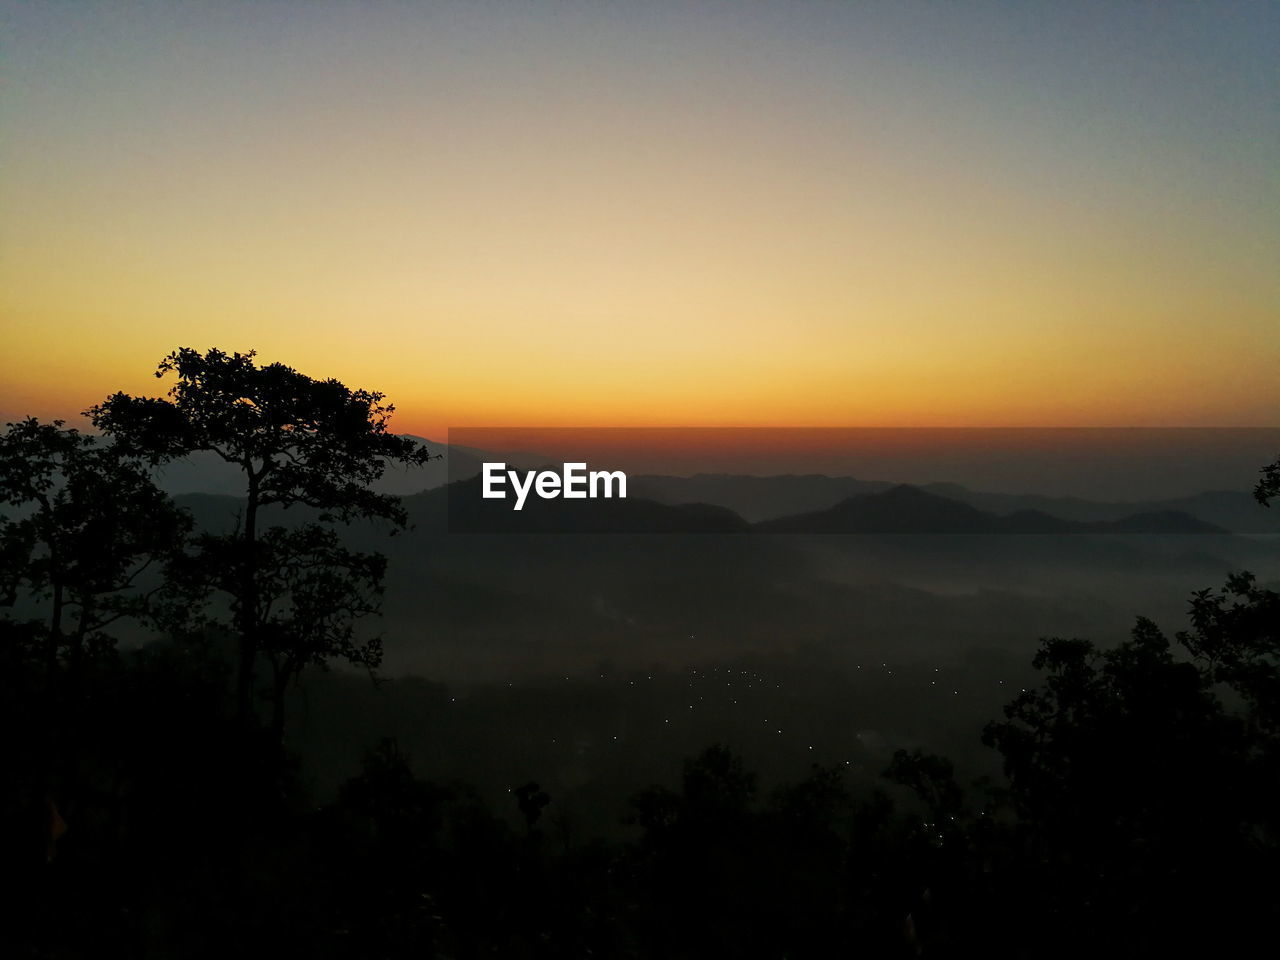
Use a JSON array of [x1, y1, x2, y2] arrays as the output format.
[[270, 669, 289, 749], [65, 595, 91, 707], [236, 471, 260, 723], [47, 578, 64, 695]]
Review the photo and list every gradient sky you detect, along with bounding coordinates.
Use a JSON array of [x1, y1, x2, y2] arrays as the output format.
[[3, 0, 1277, 436]]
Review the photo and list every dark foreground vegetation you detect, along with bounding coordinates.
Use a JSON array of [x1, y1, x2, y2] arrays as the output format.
[[3, 350, 1277, 958]]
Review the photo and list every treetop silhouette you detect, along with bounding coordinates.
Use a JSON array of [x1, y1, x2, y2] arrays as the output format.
[[1257, 453, 1280, 507], [88, 348, 434, 725], [89, 347, 432, 525]]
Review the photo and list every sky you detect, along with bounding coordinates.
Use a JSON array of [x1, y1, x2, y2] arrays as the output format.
[[2, 0, 1277, 437]]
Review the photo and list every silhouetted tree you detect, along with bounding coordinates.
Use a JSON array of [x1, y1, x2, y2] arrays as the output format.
[[885, 749, 964, 826], [172, 522, 388, 742], [89, 348, 433, 723], [0, 417, 191, 942], [0, 417, 189, 690], [1255, 453, 1280, 506], [514, 780, 551, 833], [1182, 572, 1280, 728], [980, 597, 1277, 953]]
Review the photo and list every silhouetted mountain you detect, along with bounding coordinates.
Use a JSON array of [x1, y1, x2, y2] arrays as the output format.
[[922, 483, 1280, 534], [415, 474, 750, 534], [629, 473, 1278, 532], [148, 450, 1280, 533], [755, 485, 1226, 534], [628, 473, 896, 522]]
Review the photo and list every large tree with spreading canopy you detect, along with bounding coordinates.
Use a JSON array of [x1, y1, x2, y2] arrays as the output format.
[[89, 348, 433, 726]]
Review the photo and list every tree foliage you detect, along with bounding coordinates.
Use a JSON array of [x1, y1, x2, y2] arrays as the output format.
[[89, 347, 430, 523], [0, 417, 189, 680], [172, 522, 388, 740], [89, 348, 432, 727], [979, 581, 1278, 953], [1255, 453, 1280, 507]]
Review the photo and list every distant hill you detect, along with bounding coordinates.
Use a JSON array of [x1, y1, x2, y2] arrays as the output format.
[[921, 484, 1279, 534], [146, 443, 1278, 533], [628, 474, 895, 522], [754, 485, 1226, 535], [396, 479, 1224, 536], [410, 474, 751, 534], [631, 473, 1277, 533]]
